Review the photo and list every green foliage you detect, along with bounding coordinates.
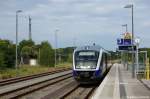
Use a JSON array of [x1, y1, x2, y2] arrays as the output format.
[[5, 45, 15, 68], [0, 39, 15, 68], [57, 47, 74, 63], [139, 48, 150, 63], [21, 46, 37, 59], [19, 40, 34, 50], [109, 51, 121, 60], [0, 66, 51, 79], [19, 40, 38, 64], [0, 52, 5, 68], [67, 53, 73, 63], [19, 40, 37, 58], [39, 41, 54, 67], [0, 38, 74, 69], [21, 46, 33, 57]]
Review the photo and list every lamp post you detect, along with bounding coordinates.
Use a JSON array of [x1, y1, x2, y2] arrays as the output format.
[[135, 38, 140, 75], [16, 10, 22, 69], [124, 4, 135, 78], [55, 29, 59, 67]]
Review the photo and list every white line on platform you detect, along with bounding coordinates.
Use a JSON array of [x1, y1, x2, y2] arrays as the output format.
[[113, 64, 120, 99]]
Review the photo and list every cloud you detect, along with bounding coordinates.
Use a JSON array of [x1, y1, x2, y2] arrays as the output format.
[[0, 0, 150, 49]]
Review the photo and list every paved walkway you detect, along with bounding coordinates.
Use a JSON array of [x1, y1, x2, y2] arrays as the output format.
[[92, 63, 150, 99], [141, 79, 150, 90]]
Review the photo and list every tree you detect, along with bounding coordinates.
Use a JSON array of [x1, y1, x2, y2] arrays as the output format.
[[139, 48, 150, 63], [57, 47, 74, 63], [21, 46, 33, 64], [39, 41, 54, 66], [19, 40, 37, 64], [19, 40, 34, 50], [0, 39, 15, 68], [5, 44, 15, 68], [63, 47, 74, 62], [0, 52, 5, 69], [67, 53, 73, 63]]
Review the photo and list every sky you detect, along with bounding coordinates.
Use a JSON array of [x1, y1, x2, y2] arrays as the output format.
[[0, 0, 150, 50]]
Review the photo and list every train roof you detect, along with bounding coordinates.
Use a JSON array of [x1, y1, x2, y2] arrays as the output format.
[[74, 45, 108, 52]]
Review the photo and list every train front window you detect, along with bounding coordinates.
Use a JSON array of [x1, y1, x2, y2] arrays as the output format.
[[75, 51, 99, 69]]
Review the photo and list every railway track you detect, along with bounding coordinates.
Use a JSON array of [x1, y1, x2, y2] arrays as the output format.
[[42, 80, 97, 99], [0, 71, 72, 99], [0, 67, 111, 99], [59, 67, 111, 99], [63, 85, 97, 99], [42, 68, 111, 99], [0, 68, 71, 86]]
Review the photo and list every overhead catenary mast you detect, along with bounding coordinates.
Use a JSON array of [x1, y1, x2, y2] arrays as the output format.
[[29, 16, 32, 40]]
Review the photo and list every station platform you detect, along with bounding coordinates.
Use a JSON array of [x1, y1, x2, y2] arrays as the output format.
[[141, 79, 150, 90], [92, 63, 150, 99]]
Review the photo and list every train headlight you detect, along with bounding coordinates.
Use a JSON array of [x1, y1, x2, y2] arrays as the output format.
[[91, 65, 97, 69], [76, 65, 97, 69], [80, 66, 91, 69], [76, 65, 81, 69]]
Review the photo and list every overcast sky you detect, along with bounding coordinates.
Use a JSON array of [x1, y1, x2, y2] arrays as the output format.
[[0, 0, 150, 50]]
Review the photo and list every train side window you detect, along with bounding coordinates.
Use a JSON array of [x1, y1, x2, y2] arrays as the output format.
[[100, 54, 103, 67], [105, 53, 107, 68], [103, 53, 105, 66], [100, 53, 105, 67]]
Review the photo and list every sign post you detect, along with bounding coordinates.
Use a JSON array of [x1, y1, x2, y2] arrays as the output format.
[[135, 38, 140, 75], [117, 33, 136, 73]]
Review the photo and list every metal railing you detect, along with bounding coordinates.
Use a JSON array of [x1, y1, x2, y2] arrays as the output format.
[[127, 63, 149, 79]]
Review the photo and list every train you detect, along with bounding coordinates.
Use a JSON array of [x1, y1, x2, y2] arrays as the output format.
[[72, 45, 111, 84]]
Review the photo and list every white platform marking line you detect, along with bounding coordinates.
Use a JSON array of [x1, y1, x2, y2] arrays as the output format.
[[113, 64, 120, 99]]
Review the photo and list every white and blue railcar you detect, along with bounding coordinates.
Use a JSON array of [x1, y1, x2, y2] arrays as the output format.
[[73, 45, 110, 84]]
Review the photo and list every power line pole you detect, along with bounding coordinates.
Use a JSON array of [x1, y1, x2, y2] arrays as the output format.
[[15, 10, 22, 69], [29, 16, 32, 40], [55, 29, 59, 67]]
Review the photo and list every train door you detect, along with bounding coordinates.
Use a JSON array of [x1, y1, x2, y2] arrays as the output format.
[[101, 53, 105, 74], [100, 54, 103, 70], [99, 53, 107, 74], [105, 53, 107, 70]]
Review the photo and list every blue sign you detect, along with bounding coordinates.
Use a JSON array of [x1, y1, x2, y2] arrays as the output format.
[[118, 45, 136, 51], [117, 38, 132, 46], [124, 39, 132, 45], [117, 38, 123, 45]]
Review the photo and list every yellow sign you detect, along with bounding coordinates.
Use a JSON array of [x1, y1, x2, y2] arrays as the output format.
[[124, 32, 132, 39]]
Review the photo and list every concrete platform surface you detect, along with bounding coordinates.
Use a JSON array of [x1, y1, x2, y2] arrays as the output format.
[[92, 63, 150, 99], [141, 79, 150, 90]]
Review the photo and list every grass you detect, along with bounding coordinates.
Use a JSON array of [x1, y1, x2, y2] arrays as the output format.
[[56, 62, 72, 67], [0, 62, 72, 80]]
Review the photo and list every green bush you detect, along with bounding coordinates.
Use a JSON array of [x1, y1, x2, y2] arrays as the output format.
[[0, 40, 15, 69], [0, 52, 5, 69], [39, 41, 54, 67]]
